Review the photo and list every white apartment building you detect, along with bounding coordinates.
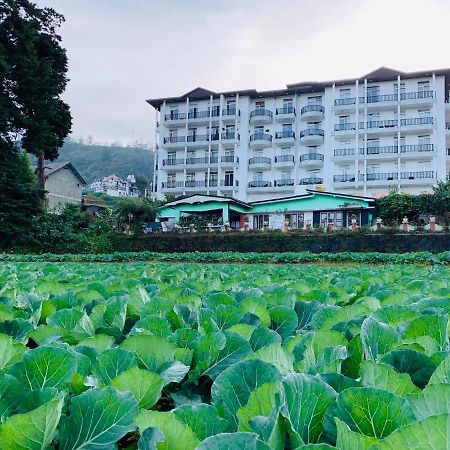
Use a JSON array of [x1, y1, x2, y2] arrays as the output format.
[[147, 67, 450, 201], [90, 174, 139, 197]]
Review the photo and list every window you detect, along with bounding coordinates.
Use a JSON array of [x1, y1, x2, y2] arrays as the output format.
[[307, 121, 320, 129], [394, 136, 405, 149], [170, 107, 179, 119], [308, 96, 322, 105], [186, 172, 195, 181], [253, 214, 269, 230], [210, 149, 218, 158], [224, 149, 234, 157], [394, 82, 406, 95], [367, 138, 379, 154], [418, 135, 431, 145], [367, 164, 380, 174], [209, 172, 218, 185], [254, 126, 264, 136], [169, 129, 178, 138], [189, 104, 198, 118], [188, 128, 197, 140], [254, 171, 263, 182], [340, 88, 351, 99], [226, 101, 236, 114], [339, 115, 350, 125], [419, 109, 430, 117], [285, 213, 304, 229], [282, 123, 293, 133], [209, 126, 219, 140], [255, 101, 265, 108], [340, 139, 351, 148], [224, 171, 234, 186], [283, 98, 293, 108], [307, 146, 319, 154], [367, 86, 379, 102], [167, 173, 176, 183], [187, 150, 196, 158], [418, 81, 430, 92], [167, 152, 176, 162], [320, 212, 343, 228], [281, 171, 292, 180], [210, 105, 220, 117]]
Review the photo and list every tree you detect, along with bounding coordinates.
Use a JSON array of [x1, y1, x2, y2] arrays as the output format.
[[0, 0, 72, 191], [374, 189, 419, 224], [134, 175, 151, 196], [115, 197, 161, 232], [0, 148, 42, 247]]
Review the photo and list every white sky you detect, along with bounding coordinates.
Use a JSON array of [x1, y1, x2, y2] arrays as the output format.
[[34, 0, 450, 146]]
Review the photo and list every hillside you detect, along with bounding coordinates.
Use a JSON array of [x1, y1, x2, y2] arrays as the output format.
[[53, 140, 155, 183]]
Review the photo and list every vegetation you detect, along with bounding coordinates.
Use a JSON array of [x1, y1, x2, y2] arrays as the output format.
[[0, 261, 449, 448], [0, 0, 72, 190], [55, 138, 154, 184], [2, 250, 450, 264], [115, 197, 163, 232]]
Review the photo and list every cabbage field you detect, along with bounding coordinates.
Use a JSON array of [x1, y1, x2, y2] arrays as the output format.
[[0, 262, 449, 449]]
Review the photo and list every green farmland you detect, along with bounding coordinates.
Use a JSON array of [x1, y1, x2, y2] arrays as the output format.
[[0, 261, 449, 449]]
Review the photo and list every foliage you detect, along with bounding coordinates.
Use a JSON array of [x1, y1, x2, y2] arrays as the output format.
[[0, 149, 42, 247], [0, 0, 72, 189], [375, 182, 450, 225], [54, 138, 155, 183], [0, 261, 449, 448], [115, 197, 162, 232]]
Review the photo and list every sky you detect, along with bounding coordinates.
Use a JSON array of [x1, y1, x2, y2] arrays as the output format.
[[34, 0, 450, 146]]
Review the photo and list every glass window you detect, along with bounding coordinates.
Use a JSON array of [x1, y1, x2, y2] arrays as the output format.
[[320, 212, 343, 228], [340, 88, 351, 98], [418, 81, 430, 92], [418, 135, 431, 145], [285, 213, 304, 229], [253, 215, 269, 230], [308, 96, 322, 105], [224, 171, 234, 186]]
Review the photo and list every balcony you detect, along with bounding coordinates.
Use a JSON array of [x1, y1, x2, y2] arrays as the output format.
[[299, 153, 324, 168], [274, 179, 295, 191], [275, 106, 296, 122], [299, 128, 324, 145], [400, 144, 434, 158], [222, 107, 240, 122], [248, 156, 271, 170], [220, 180, 239, 190], [366, 172, 398, 183], [163, 136, 186, 147], [301, 105, 325, 121], [333, 148, 364, 159], [220, 156, 239, 167], [299, 177, 323, 185], [400, 171, 435, 182], [186, 157, 210, 167], [187, 134, 217, 147], [334, 122, 359, 132], [274, 155, 295, 168], [185, 180, 208, 190], [275, 130, 295, 145], [249, 108, 273, 125], [249, 133, 273, 149], [333, 174, 358, 183], [247, 180, 272, 192], [161, 181, 184, 191], [161, 158, 185, 171], [366, 146, 398, 157], [187, 109, 220, 124], [400, 90, 434, 106], [400, 117, 434, 133], [164, 112, 187, 127], [366, 119, 398, 132], [221, 131, 240, 142]]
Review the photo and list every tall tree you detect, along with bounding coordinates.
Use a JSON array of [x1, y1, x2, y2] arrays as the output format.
[[0, 0, 72, 191]]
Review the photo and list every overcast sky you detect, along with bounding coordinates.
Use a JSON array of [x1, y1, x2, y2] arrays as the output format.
[[34, 0, 450, 146]]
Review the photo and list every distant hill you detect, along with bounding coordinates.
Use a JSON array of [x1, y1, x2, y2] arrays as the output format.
[[52, 140, 155, 184]]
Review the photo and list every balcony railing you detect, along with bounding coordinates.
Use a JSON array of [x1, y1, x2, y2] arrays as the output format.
[[401, 91, 434, 100], [276, 106, 295, 115], [162, 158, 185, 166], [185, 180, 207, 188], [164, 113, 186, 121], [163, 136, 185, 144], [274, 179, 295, 187], [366, 94, 398, 103], [188, 110, 220, 119], [299, 153, 324, 162], [222, 107, 239, 117], [334, 97, 357, 106], [221, 156, 239, 163], [208, 180, 218, 187], [366, 145, 398, 155], [366, 119, 398, 129], [250, 133, 273, 142], [186, 157, 209, 165], [162, 181, 184, 189], [220, 180, 239, 187], [334, 148, 364, 156], [400, 117, 434, 126], [400, 171, 434, 180], [248, 180, 271, 188], [301, 105, 325, 114], [250, 109, 273, 119], [275, 155, 295, 163], [299, 129, 325, 138], [299, 177, 323, 185], [249, 157, 271, 165], [400, 144, 434, 153], [187, 134, 210, 143], [221, 131, 240, 140], [334, 123, 357, 131], [334, 174, 357, 182], [275, 131, 295, 139], [210, 157, 219, 163], [366, 172, 398, 181], [334, 91, 434, 107]]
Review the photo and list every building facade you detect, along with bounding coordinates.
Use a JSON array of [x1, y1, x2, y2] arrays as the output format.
[[90, 174, 139, 197], [147, 67, 450, 202], [42, 162, 86, 210]]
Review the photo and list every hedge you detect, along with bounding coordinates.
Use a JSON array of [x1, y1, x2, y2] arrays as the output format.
[[110, 231, 450, 254]]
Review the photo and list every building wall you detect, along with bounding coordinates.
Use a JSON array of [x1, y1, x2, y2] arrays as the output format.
[[45, 168, 83, 210], [153, 72, 450, 202]]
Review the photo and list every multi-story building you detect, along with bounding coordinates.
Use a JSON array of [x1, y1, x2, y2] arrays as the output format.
[[147, 67, 450, 201], [90, 174, 139, 197]]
